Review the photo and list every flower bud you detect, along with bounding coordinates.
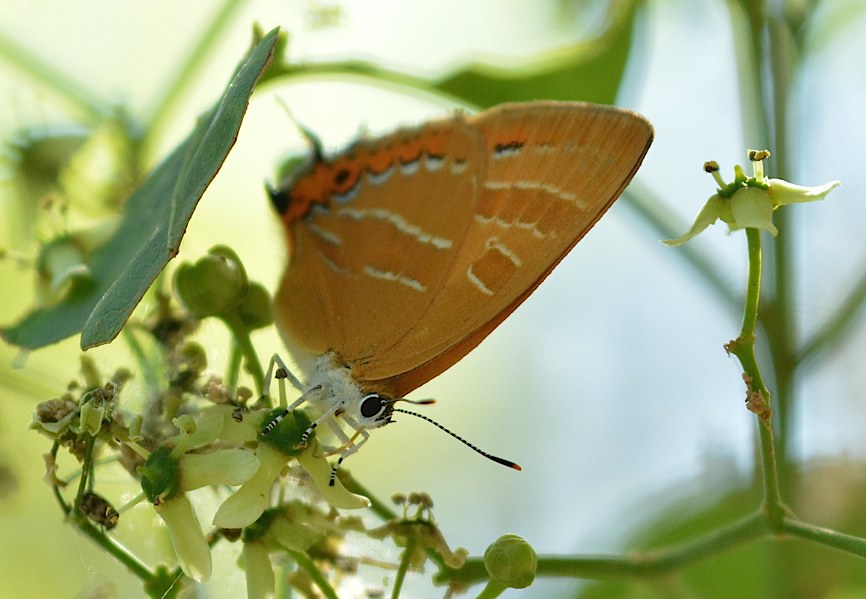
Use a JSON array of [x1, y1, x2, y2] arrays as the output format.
[[173, 246, 247, 318], [483, 534, 537, 589]]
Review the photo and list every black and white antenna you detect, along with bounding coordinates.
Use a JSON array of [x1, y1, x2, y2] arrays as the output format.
[[392, 401, 521, 471]]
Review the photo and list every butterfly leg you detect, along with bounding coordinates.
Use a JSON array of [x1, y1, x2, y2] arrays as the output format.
[[324, 413, 371, 486], [262, 353, 305, 401], [260, 354, 321, 435], [290, 399, 347, 449], [261, 384, 325, 435]]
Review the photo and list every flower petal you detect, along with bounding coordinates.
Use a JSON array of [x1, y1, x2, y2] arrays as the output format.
[[241, 540, 274, 599], [729, 187, 777, 234], [168, 408, 226, 457], [155, 494, 212, 582], [769, 178, 840, 207], [662, 195, 724, 246], [179, 448, 259, 491], [213, 443, 289, 529], [296, 444, 370, 510]]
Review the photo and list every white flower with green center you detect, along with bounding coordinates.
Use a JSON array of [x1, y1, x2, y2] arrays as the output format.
[[138, 406, 260, 582], [663, 150, 840, 246], [213, 408, 369, 530]]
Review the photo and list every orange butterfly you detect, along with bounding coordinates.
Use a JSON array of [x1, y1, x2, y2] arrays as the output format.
[[263, 102, 653, 480]]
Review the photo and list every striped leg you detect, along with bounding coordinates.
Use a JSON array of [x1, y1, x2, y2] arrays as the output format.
[[260, 354, 322, 435], [326, 413, 371, 486]]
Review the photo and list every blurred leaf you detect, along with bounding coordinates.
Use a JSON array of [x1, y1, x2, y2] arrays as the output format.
[[578, 463, 866, 598], [433, 0, 647, 108], [263, 0, 646, 109], [0, 27, 279, 351]]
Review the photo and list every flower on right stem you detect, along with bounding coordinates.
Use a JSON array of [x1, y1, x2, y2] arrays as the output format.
[[663, 150, 840, 246]]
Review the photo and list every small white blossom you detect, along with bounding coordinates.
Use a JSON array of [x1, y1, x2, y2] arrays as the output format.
[[664, 151, 840, 246]]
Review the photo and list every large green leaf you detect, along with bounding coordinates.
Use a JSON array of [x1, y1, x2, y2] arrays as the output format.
[[1, 27, 279, 351], [263, 0, 645, 109], [431, 0, 646, 108]]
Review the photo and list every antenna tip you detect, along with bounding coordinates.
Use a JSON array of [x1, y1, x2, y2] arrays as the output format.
[[490, 455, 522, 471]]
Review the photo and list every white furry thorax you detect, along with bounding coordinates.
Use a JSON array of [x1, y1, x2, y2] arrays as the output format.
[[304, 351, 367, 422]]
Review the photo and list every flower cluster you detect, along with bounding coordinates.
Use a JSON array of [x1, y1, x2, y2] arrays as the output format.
[[29, 246, 477, 598]]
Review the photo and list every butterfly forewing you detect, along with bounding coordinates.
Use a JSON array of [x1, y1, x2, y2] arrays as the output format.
[[371, 103, 653, 395], [274, 102, 653, 397], [274, 119, 484, 376]]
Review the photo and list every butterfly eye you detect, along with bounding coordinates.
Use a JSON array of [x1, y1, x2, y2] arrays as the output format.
[[360, 393, 392, 421]]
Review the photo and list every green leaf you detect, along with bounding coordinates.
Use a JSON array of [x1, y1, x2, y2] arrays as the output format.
[[432, 0, 645, 108], [1, 27, 279, 351]]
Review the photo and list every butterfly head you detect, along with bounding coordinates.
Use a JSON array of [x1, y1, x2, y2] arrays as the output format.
[[306, 351, 396, 432], [357, 392, 396, 429]]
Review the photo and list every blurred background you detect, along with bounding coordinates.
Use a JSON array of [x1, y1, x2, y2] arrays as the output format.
[[1, 0, 866, 597]]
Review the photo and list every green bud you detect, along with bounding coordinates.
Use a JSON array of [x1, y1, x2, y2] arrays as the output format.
[[173, 246, 248, 318], [79, 392, 107, 436], [483, 534, 537, 589], [35, 236, 91, 305], [237, 282, 273, 330]]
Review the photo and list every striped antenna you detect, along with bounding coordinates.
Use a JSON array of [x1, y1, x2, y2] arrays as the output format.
[[393, 407, 521, 471]]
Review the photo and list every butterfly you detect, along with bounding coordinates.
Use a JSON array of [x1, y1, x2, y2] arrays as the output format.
[[262, 101, 653, 479]]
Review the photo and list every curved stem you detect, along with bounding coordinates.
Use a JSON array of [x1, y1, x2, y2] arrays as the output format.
[[797, 267, 866, 365], [475, 579, 507, 598], [49, 441, 157, 585], [143, 0, 249, 154], [391, 537, 417, 599], [223, 318, 265, 395], [726, 229, 785, 521], [285, 549, 339, 599], [0, 30, 110, 121]]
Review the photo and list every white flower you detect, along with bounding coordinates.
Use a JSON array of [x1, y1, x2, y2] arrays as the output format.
[[154, 493, 212, 582], [663, 151, 840, 246]]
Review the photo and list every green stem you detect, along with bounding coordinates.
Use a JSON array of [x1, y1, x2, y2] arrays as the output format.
[[337, 471, 397, 522], [122, 327, 161, 390], [143, 0, 249, 152], [226, 340, 243, 393], [73, 435, 96, 510], [765, 8, 798, 489], [392, 538, 418, 599], [728, 229, 785, 521], [436, 510, 866, 591], [437, 512, 769, 586], [623, 185, 740, 314], [0, 30, 110, 121], [781, 518, 866, 558], [71, 516, 156, 582], [223, 318, 265, 394], [475, 579, 507, 598], [797, 267, 866, 365], [285, 549, 339, 599], [49, 442, 156, 585]]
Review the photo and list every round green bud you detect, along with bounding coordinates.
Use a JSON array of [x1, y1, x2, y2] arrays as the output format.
[[237, 282, 273, 330], [173, 246, 248, 318], [483, 534, 537, 589]]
